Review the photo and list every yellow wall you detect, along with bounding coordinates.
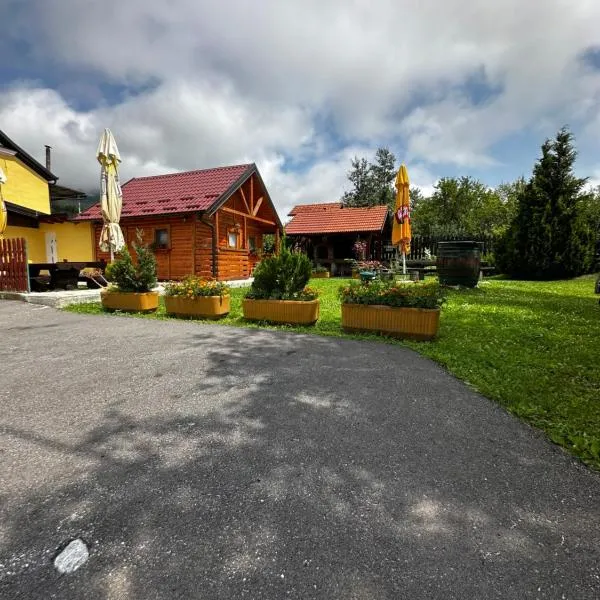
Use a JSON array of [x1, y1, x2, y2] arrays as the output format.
[[41, 222, 94, 262], [4, 221, 94, 263], [3, 225, 46, 262], [0, 153, 51, 215]]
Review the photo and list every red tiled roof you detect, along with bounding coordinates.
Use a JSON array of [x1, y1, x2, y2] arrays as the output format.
[[285, 203, 388, 235], [288, 202, 341, 216], [77, 164, 253, 220]]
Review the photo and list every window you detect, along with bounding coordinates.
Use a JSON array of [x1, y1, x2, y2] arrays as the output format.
[[154, 228, 169, 249], [248, 236, 256, 252], [228, 231, 239, 248]]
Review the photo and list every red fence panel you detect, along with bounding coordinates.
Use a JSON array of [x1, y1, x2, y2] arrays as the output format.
[[0, 237, 29, 292]]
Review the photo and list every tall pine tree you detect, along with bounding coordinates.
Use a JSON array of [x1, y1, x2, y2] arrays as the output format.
[[341, 148, 397, 210], [497, 128, 596, 279]]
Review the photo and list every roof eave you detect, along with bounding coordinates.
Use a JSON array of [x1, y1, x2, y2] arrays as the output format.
[[0, 130, 58, 182], [206, 164, 283, 230]]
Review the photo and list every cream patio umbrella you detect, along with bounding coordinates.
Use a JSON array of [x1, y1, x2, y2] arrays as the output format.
[[392, 164, 412, 275], [97, 129, 125, 260], [0, 166, 7, 237]]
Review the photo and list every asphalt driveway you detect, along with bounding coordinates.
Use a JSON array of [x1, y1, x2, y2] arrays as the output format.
[[0, 300, 598, 599]]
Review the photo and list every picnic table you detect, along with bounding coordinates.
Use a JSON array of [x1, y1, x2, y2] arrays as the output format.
[[28, 261, 107, 291]]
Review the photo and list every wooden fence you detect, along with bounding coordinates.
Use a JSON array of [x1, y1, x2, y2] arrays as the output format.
[[382, 235, 497, 262], [0, 238, 29, 292]]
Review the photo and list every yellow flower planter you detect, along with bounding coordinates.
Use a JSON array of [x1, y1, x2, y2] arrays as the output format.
[[311, 272, 330, 279], [242, 298, 320, 325], [341, 303, 440, 340], [164, 295, 230, 319], [101, 290, 159, 313]]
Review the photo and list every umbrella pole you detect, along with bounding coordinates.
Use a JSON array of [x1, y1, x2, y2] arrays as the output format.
[[402, 251, 406, 275]]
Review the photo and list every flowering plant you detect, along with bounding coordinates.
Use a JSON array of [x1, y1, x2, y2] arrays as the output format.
[[313, 264, 328, 273], [164, 276, 230, 298], [356, 260, 383, 271], [339, 279, 445, 309], [353, 239, 367, 260]]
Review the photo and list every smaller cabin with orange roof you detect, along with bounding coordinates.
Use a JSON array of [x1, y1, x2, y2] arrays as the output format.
[[76, 163, 283, 281], [285, 202, 390, 276]]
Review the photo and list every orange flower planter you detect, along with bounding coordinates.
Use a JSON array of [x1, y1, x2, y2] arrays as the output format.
[[242, 298, 320, 325], [101, 290, 159, 313], [341, 303, 440, 340], [164, 295, 230, 319]]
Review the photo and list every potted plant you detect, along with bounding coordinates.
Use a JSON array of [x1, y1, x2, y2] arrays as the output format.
[[164, 276, 230, 319], [101, 234, 158, 313], [243, 245, 319, 325], [312, 264, 330, 279], [339, 279, 445, 340]]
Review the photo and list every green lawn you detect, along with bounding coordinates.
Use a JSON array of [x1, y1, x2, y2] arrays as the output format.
[[66, 275, 600, 469]]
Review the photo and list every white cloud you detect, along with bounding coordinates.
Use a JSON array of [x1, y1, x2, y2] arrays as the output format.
[[2, 0, 600, 212]]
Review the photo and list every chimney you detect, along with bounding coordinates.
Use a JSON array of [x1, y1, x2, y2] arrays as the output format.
[[45, 145, 52, 171]]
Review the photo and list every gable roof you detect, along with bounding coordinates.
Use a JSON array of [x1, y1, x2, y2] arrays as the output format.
[[285, 202, 389, 235], [77, 163, 258, 220], [0, 130, 57, 182]]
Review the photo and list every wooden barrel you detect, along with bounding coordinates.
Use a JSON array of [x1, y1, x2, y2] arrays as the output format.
[[436, 241, 481, 287]]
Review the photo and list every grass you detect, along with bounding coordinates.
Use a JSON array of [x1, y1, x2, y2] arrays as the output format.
[[66, 275, 600, 469]]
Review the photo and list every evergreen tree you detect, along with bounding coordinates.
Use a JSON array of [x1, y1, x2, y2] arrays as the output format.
[[369, 148, 397, 209], [497, 128, 596, 279], [341, 148, 397, 209]]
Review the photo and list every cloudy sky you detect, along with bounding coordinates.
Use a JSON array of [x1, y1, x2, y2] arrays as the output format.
[[2, 0, 600, 215]]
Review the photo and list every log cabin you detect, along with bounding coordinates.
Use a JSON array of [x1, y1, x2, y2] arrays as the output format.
[[285, 202, 390, 276], [76, 163, 283, 281]]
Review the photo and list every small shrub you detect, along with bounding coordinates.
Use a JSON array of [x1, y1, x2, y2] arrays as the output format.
[[164, 276, 229, 298], [339, 279, 445, 309], [246, 245, 316, 301], [105, 232, 157, 293], [313, 265, 328, 273]]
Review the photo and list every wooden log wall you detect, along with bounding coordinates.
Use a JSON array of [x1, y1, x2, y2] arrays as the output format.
[[94, 215, 195, 280]]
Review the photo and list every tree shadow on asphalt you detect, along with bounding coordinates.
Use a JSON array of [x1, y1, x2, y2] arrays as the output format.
[[1, 328, 599, 599]]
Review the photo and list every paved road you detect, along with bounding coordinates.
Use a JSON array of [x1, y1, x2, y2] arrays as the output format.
[[0, 301, 598, 599]]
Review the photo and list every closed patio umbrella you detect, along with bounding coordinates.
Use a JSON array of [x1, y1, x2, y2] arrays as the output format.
[[97, 129, 125, 260], [392, 164, 411, 274], [0, 166, 7, 237]]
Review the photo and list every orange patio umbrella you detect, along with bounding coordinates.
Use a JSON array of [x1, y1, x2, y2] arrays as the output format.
[[392, 164, 411, 274]]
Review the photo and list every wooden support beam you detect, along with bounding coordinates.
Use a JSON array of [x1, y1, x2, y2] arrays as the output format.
[[221, 206, 276, 226], [239, 188, 251, 215], [250, 176, 254, 213], [252, 196, 264, 216], [275, 228, 281, 254], [243, 215, 247, 249]]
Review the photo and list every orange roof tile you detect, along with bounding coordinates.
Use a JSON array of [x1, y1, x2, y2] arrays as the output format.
[[285, 203, 388, 235]]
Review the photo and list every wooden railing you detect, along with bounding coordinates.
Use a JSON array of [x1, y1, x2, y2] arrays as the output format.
[[382, 234, 497, 262], [0, 237, 29, 292]]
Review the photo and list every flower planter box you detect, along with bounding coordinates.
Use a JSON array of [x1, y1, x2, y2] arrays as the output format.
[[311, 272, 330, 279], [101, 290, 159, 313], [242, 298, 320, 325], [341, 303, 440, 340], [164, 295, 230, 319]]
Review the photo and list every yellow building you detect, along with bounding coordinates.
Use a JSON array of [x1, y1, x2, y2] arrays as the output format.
[[0, 130, 93, 263]]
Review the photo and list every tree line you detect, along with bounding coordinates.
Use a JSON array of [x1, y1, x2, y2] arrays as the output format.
[[341, 129, 600, 279]]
